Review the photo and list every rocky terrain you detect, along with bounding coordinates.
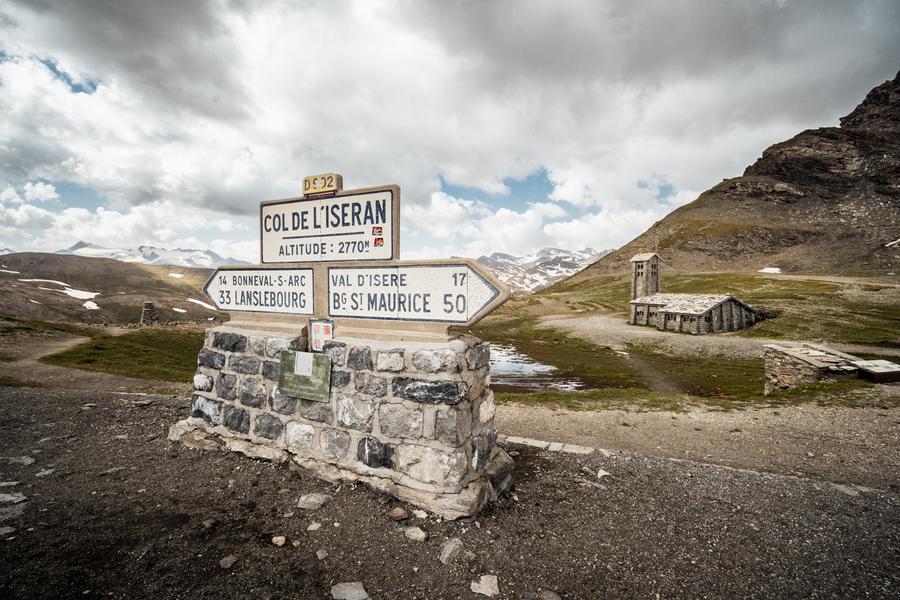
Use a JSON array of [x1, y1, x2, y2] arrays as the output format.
[[57, 241, 247, 269], [0, 252, 218, 324], [476, 247, 610, 293], [575, 71, 900, 278]]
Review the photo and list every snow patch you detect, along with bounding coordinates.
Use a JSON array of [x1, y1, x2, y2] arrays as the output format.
[[168, 273, 185, 279], [172, 307, 187, 313], [19, 278, 70, 286], [187, 298, 216, 310], [82, 301, 99, 310], [62, 288, 99, 300], [28, 299, 41, 304], [886, 238, 900, 248], [0, 269, 21, 274], [758, 267, 782, 274]]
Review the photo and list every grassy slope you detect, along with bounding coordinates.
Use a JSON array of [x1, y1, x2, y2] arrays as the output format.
[[40, 328, 204, 382]]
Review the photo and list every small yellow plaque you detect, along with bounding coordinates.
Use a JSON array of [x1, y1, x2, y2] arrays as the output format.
[[303, 173, 343, 196]]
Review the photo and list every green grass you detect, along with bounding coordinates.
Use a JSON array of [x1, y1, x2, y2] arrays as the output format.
[[495, 387, 685, 412], [40, 328, 204, 382], [0, 315, 99, 338], [539, 272, 900, 347]]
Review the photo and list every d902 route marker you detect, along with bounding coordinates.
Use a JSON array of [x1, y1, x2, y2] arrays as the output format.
[[327, 261, 506, 326], [203, 267, 314, 315]]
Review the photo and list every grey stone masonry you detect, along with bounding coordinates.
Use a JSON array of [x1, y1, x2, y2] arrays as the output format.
[[170, 326, 513, 519]]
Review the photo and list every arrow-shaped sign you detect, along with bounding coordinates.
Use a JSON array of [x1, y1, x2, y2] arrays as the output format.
[[327, 261, 507, 326], [204, 267, 315, 315]]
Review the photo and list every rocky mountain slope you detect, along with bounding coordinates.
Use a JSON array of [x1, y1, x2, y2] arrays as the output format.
[[0, 252, 218, 324], [476, 247, 610, 293], [575, 71, 900, 278], [58, 241, 247, 268]]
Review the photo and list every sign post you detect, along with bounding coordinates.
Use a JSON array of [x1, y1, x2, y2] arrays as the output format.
[[204, 174, 509, 339]]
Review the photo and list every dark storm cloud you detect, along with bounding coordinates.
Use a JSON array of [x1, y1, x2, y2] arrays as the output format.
[[3, 0, 252, 120]]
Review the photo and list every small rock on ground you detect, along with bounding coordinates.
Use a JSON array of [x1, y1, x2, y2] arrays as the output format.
[[219, 555, 237, 569], [0, 526, 16, 536], [331, 581, 368, 599], [0, 492, 27, 504], [272, 535, 286, 546], [471, 574, 500, 597], [297, 492, 332, 510], [439, 537, 464, 565], [388, 506, 409, 521], [307, 521, 322, 531], [403, 526, 427, 542], [412, 509, 428, 519], [539, 591, 562, 600], [316, 549, 329, 560]]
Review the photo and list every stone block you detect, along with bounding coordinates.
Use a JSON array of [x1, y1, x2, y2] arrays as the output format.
[[265, 337, 291, 358], [357, 437, 394, 468], [270, 390, 297, 415], [223, 405, 250, 434], [347, 346, 372, 370], [229, 355, 260, 375], [378, 403, 424, 439], [466, 342, 490, 370], [471, 435, 489, 472], [434, 408, 470, 446], [396, 445, 467, 487], [254, 413, 284, 440], [213, 331, 247, 353], [198, 349, 226, 369], [247, 335, 267, 356], [354, 372, 388, 396], [285, 421, 315, 451], [477, 392, 496, 424], [299, 399, 332, 423], [320, 428, 351, 460], [262, 360, 280, 381], [190, 394, 221, 425], [239, 377, 266, 408], [375, 349, 405, 372], [193, 373, 214, 392], [288, 336, 307, 351], [392, 378, 466, 405], [216, 373, 237, 401], [322, 341, 347, 366], [337, 393, 375, 431], [331, 370, 351, 388], [412, 348, 459, 373]]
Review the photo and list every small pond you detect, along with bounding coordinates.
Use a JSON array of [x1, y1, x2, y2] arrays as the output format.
[[488, 344, 598, 392]]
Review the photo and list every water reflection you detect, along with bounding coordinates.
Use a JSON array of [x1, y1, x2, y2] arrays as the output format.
[[489, 344, 597, 392]]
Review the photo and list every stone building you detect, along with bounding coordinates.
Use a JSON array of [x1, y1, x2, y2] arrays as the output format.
[[628, 253, 759, 334]]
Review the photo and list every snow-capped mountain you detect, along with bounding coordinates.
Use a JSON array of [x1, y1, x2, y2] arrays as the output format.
[[476, 247, 611, 293], [0, 248, 14, 255], [57, 241, 247, 268]]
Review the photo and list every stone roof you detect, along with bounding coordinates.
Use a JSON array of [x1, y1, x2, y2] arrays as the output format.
[[630, 253, 659, 262], [765, 343, 859, 372], [630, 293, 750, 315]]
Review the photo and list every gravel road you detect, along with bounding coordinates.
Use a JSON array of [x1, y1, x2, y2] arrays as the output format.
[[1, 386, 898, 599]]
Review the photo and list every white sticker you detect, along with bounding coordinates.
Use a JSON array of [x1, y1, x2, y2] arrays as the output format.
[[293, 352, 314, 377]]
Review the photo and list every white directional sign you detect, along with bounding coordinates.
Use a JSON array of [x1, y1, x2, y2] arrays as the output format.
[[327, 263, 503, 325], [204, 268, 314, 315], [260, 186, 398, 264]]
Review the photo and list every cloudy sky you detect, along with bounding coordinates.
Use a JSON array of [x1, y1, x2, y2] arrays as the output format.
[[1, 0, 898, 261]]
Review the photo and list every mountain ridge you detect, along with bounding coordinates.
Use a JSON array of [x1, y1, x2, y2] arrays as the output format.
[[571, 71, 900, 280], [475, 247, 611, 293], [57, 241, 248, 269]]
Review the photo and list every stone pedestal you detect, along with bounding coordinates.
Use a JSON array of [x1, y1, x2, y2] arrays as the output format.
[[169, 326, 513, 518]]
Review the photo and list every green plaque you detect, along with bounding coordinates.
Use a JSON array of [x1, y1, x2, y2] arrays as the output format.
[[279, 351, 332, 403]]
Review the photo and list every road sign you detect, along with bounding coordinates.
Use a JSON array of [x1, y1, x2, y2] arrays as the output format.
[[327, 261, 507, 326], [260, 184, 399, 264], [203, 267, 314, 315]]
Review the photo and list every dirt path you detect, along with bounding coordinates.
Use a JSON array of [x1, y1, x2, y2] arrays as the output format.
[[0, 332, 188, 394], [543, 313, 900, 358], [1, 387, 898, 599], [496, 397, 900, 491]]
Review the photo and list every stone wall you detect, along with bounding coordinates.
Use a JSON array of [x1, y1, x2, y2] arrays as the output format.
[[169, 326, 513, 519], [764, 346, 820, 394]]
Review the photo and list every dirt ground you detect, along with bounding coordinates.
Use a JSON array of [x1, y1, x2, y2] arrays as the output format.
[[1, 386, 898, 599], [543, 313, 900, 359]]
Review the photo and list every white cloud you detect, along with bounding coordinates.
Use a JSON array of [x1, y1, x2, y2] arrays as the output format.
[[0, 0, 897, 257]]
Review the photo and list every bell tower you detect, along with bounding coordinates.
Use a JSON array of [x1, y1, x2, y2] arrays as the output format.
[[630, 253, 661, 300]]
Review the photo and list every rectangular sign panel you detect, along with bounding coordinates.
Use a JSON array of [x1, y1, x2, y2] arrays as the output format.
[[279, 351, 331, 402], [260, 186, 398, 263], [327, 264, 501, 324], [203, 268, 314, 315]]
